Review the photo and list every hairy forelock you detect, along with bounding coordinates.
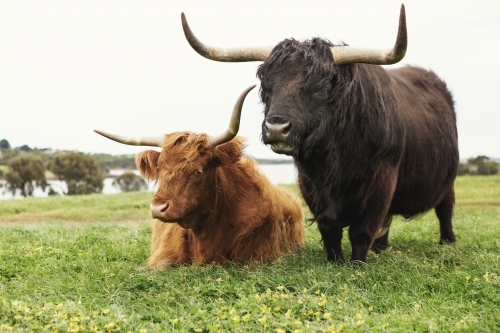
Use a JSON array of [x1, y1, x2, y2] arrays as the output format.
[[257, 38, 339, 94], [159, 132, 244, 175]]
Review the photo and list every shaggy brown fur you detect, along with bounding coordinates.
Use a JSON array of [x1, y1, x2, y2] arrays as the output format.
[[136, 132, 305, 269]]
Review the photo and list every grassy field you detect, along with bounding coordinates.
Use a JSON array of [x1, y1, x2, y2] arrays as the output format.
[[0, 176, 499, 332]]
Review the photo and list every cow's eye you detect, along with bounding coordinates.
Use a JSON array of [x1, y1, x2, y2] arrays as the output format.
[[193, 169, 203, 176]]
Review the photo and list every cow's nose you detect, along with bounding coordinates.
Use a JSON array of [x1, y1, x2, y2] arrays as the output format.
[[263, 121, 292, 141], [150, 202, 169, 219]]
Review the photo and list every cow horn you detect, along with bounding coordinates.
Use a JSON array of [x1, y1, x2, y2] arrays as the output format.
[[181, 13, 273, 62], [93, 129, 165, 147], [331, 4, 407, 65], [208, 84, 256, 147]]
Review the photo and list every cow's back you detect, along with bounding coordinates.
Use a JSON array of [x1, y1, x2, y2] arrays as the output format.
[[387, 66, 458, 215]]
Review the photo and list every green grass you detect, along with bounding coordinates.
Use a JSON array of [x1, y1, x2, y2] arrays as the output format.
[[0, 191, 151, 223], [0, 176, 499, 332]]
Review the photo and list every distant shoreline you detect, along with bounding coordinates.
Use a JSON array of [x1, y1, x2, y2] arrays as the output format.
[[253, 158, 293, 165]]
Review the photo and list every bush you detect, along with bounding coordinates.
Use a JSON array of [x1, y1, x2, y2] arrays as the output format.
[[463, 156, 499, 176], [112, 172, 148, 192], [48, 152, 104, 195], [4, 154, 47, 197]]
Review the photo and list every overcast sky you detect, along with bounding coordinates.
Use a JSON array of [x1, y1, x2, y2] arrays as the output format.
[[1, 0, 499, 160]]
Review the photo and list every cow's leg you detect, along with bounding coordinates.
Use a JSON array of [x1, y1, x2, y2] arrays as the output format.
[[148, 223, 192, 269], [349, 208, 393, 263], [435, 186, 456, 244], [318, 222, 344, 263], [349, 167, 397, 263], [371, 214, 393, 253]]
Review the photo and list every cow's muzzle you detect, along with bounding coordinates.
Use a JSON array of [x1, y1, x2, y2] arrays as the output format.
[[262, 118, 296, 155], [150, 202, 174, 222]]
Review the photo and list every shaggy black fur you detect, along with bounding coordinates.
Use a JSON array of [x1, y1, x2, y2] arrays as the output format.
[[257, 38, 458, 263]]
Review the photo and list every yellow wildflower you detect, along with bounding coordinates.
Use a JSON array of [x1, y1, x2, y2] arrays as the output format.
[[104, 322, 115, 330]]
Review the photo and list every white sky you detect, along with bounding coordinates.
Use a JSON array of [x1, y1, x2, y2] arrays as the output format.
[[0, 1, 499, 160]]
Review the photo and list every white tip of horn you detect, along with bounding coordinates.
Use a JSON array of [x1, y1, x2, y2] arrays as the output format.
[[94, 129, 164, 147]]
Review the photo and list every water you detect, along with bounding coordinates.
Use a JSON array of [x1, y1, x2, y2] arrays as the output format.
[[0, 163, 297, 201], [257, 163, 298, 185]]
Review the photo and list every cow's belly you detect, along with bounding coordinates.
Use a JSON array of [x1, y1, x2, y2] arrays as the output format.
[[388, 173, 454, 217]]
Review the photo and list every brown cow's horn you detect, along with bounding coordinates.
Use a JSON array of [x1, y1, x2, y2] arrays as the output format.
[[94, 129, 165, 147], [181, 13, 273, 62], [331, 4, 407, 65], [208, 84, 256, 147]]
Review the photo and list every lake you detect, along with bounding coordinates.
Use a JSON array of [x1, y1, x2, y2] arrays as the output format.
[[0, 163, 297, 200]]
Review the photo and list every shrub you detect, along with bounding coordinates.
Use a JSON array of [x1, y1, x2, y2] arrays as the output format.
[[48, 152, 104, 195], [4, 154, 47, 197], [112, 172, 148, 192]]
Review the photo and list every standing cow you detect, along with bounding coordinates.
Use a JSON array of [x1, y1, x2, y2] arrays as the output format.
[[181, 5, 458, 263], [95, 86, 305, 269]]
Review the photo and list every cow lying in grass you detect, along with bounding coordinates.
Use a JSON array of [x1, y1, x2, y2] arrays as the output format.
[[95, 85, 305, 269]]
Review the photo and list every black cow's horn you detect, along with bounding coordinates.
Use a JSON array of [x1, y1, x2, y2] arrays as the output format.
[[181, 13, 273, 62], [207, 84, 256, 147], [331, 4, 407, 65], [182, 5, 406, 66], [93, 130, 165, 147]]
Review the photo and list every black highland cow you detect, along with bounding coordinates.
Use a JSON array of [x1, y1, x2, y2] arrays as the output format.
[[181, 5, 458, 263]]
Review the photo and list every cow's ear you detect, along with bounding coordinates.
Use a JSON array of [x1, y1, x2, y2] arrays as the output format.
[[136, 150, 160, 181], [213, 142, 242, 166]]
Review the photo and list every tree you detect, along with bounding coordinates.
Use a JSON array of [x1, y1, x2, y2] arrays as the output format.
[[466, 155, 499, 175], [4, 154, 47, 197], [0, 148, 19, 166], [48, 152, 104, 195], [457, 162, 469, 176], [0, 139, 10, 150], [112, 172, 148, 192], [92, 153, 137, 175], [19, 144, 32, 152]]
